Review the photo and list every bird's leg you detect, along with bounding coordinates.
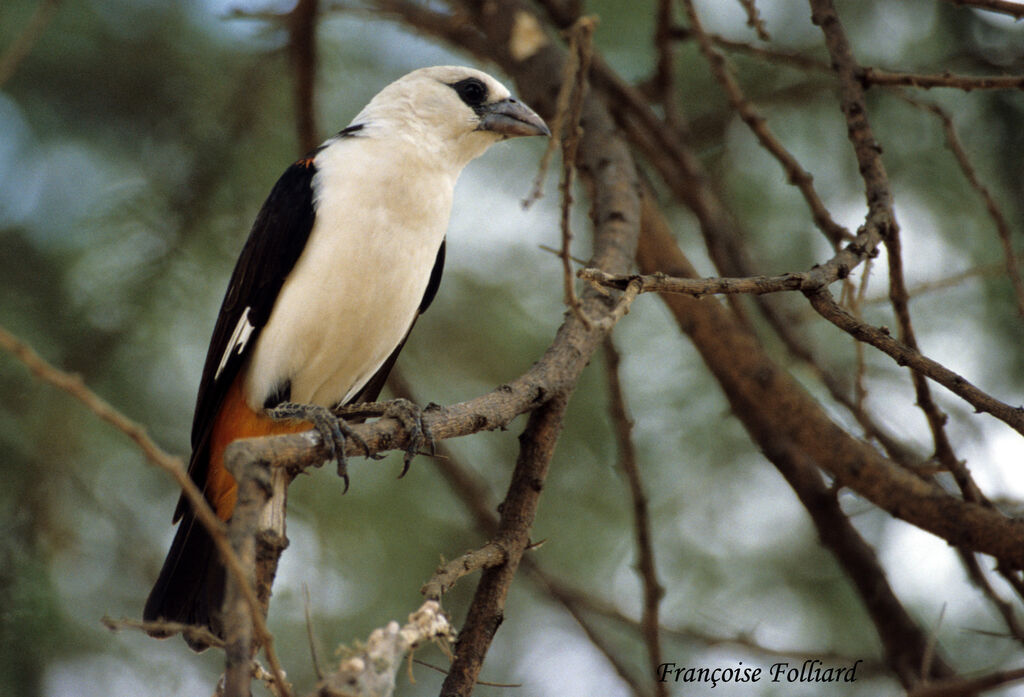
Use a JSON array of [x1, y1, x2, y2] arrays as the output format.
[[265, 402, 371, 492], [334, 398, 434, 477]]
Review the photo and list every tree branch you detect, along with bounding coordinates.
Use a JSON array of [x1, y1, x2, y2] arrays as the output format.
[[440, 394, 569, 696], [634, 189, 1024, 567]]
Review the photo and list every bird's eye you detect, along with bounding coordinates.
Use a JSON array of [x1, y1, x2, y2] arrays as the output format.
[[452, 78, 488, 107]]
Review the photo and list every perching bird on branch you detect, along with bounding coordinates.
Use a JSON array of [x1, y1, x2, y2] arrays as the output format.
[[143, 66, 549, 649]]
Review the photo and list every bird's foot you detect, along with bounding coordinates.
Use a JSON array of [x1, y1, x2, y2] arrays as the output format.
[[266, 402, 370, 492], [335, 398, 434, 477]]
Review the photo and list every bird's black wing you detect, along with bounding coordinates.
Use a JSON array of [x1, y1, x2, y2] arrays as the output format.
[[149, 153, 324, 640], [173, 156, 319, 519]]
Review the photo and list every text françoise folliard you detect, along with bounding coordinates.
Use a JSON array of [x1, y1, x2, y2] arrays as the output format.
[[657, 659, 862, 688]]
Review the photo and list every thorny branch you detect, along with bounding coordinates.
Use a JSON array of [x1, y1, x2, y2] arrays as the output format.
[[821, 0, 956, 486], [807, 11, 1024, 643]]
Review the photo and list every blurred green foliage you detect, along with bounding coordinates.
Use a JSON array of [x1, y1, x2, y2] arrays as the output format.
[[2, 1, 1023, 696]]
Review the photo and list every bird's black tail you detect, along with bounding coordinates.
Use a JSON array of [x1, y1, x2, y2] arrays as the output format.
[[143, 510, 225, 651]]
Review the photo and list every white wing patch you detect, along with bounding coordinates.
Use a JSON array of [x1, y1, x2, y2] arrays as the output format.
[[215, 306, 255, 381]]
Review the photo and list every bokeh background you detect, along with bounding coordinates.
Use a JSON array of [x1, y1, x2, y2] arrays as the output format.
[[2, 0, 1024, 695]]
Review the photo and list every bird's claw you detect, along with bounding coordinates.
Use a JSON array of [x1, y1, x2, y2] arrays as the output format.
[[335, 398, 433, 477], [266, 401, 370, 493], [385, 398, 434, 477]]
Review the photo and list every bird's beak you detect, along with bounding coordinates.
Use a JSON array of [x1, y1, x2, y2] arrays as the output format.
[[477, 98, 551, 138]]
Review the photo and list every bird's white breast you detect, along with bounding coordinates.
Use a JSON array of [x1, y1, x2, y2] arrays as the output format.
[[243, 136, 455, 409]]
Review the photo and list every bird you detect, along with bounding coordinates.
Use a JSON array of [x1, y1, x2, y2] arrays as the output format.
[[143, 65, 549, 649]]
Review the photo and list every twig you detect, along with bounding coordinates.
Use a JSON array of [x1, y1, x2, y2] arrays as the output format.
[[373, 6, 646, 694], [520, 9, 577, 208], [589, 278, 642, 331], [901, 95, 1024, 316], [862, 67, 1024, 91], [809, 0, 896, 240], [957, 551, 1024, 646], [420, 542, 508, 600], [101, 616, 224, 649], [604, 338, 667, 696], [528, 566, 650, 696], [892, 97, 1023, 621], [253, 660, 289, 697], [0, 0, 61, 88], [921, 604, 946, 682], [544, 0, 775, 325], [850, 256, 1024, 308], [0, 325, 185, 484], [526, 571, 886, 668], [582, 271, 1024, 476], [411, 659, 522, 688], [736, 0, 770, 40], [538, 243, 588, 266], [303, 585, 326, 680], [635, 191, 960, 686], [804, 287, 1024, 437], [397, 365, 889, 694], [818, 0, 974, 515], [223, 441, 281, 697], [850, 258, 873, 418], [580, 266, 841, 296], [670, 27, 831, 72], [557, 16, 597, 328]]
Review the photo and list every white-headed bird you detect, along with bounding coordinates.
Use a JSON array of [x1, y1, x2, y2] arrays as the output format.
[[144, 66, 549, 648]]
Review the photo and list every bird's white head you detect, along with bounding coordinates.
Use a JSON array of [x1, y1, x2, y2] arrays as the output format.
[[349, 66, 550, 171]]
